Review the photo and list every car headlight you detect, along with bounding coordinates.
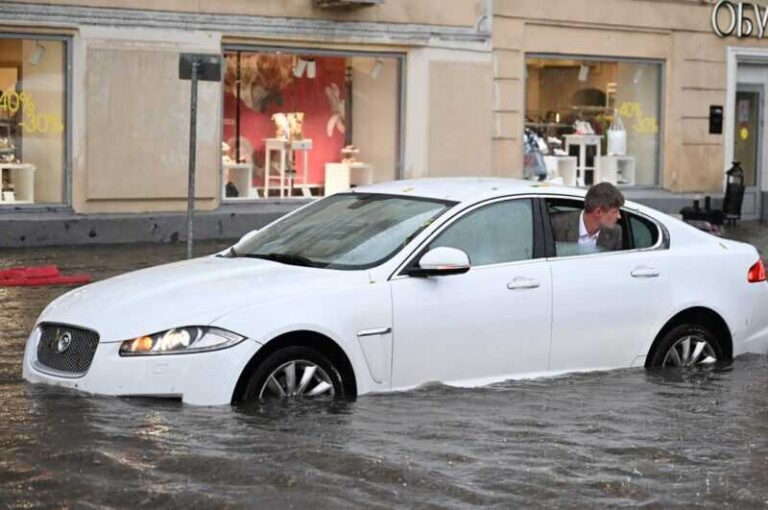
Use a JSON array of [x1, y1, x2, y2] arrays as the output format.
[[119, 327, 246, 356]]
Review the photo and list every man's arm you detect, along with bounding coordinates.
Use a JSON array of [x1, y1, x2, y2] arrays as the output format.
[[551, 211, 580, 243]]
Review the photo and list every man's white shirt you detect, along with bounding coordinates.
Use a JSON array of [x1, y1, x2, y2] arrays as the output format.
[[578, 211, 600, 246]]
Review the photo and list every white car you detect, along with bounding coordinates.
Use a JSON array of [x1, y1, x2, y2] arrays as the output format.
[[22, 178, 768, 405]]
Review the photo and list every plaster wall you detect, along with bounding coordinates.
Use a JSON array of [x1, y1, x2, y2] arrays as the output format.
[[74, 27, 221, 213], [403, 47, 493, 180], [8, 0, 484, 28]]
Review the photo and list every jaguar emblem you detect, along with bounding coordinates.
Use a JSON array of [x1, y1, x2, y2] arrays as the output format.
[[56, 331, 72, 353]]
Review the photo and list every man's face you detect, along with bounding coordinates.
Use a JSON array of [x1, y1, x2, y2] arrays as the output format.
[[596, 206, 621, 227]]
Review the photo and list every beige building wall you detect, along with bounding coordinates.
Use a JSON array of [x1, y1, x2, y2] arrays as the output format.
[[493, 0, 768, 193], [10, 0, 484, 28], [72, 27, 222, 214], [428, 60, 493, 177], [404, 48, 494, 180]]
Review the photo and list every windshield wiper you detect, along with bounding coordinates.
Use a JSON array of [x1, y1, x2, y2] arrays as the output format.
[[243, 252, 321, 267], [216, 246, 237, 258]]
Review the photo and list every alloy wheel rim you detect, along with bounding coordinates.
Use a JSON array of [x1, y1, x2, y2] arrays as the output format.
[[258, 360, 336, 400], [662, 335, 718, 368]]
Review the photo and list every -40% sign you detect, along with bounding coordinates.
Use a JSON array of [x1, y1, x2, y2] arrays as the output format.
[[0, 91, 64, 135]]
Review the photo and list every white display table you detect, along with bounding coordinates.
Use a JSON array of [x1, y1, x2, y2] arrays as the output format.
[[263, 138, 320, 198], [564, 134, 601, 186], [0, 163, 35, 204], [324, 163, 374, 196]]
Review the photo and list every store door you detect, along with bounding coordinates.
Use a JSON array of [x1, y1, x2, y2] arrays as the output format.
[[734, 86, 763, 220]]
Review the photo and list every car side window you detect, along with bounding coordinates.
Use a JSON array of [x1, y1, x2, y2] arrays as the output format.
[[628, 213, 659, 249], [428, 199, 534, 266], [547, 198, 628, 257], [548, 199, 591, 257]]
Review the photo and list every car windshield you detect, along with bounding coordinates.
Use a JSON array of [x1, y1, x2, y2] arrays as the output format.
[[233, 193, 457, 270]]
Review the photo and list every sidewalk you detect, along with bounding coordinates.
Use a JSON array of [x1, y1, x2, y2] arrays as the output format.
[[0, 202, 307, 248]]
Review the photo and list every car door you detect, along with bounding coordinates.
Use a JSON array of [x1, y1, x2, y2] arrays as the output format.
[[544, 197, 670, 371], [389, 197, 552, 390]]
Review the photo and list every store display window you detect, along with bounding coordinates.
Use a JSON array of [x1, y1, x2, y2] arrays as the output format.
[[0, 36, 67, 205], [222, 48, 401, 200], [525, 56, 662, 187]]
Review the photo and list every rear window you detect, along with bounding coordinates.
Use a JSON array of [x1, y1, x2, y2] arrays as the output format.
[[629, 214, 660, 249], [546, 197, 662, 255]]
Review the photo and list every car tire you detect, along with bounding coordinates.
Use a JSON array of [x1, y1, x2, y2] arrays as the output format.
[[241, 345, 346, 402], [648, 323, 724, 368]]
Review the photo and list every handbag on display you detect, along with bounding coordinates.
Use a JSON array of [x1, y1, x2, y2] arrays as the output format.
[[225, 182, 240, 198], [607, 110, 627, 156], [523, 129, 548, 180], [574, 120, 595, 135]]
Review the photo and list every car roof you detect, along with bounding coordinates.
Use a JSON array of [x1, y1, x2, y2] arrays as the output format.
[[351, 177, 588, 204]]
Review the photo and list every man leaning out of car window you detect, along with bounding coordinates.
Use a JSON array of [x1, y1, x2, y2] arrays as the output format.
[[551, 182, 625, 253]]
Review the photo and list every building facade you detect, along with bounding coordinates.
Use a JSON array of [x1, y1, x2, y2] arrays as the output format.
[[0, 0, 766, 246], [493, 0, 768, 219]]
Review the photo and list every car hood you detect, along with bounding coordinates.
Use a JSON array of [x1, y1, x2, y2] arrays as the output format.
[[38, 255, 361, 343]]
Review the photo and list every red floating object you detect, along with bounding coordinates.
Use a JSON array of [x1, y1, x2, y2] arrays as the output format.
[[0, 265, 92, 287]]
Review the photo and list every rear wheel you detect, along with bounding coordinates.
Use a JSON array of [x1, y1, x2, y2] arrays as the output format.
[[648, 324, 723, 368], [241, 345, 345, 402]]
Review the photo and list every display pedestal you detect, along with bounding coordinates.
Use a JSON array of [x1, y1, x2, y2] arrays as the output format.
[[544, 156, 578, 186], [222, 162, 258, 200], [0, 163, 35, 204], [324, 163, 374, 196], [263, 138, 320, 198], [564, 134, 601, 186]]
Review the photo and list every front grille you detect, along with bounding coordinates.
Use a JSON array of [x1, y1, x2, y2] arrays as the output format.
[[36, 324, 99, 374]]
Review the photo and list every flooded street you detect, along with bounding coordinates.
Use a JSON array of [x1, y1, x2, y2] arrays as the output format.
[[1, 229, 768, 509]]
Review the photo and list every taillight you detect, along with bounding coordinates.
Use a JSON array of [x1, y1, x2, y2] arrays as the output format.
[[748, 259, 766, 283]]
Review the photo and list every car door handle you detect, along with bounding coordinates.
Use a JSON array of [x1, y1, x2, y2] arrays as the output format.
[[507, 277, 540, 290], [631, 266, 660, 278]]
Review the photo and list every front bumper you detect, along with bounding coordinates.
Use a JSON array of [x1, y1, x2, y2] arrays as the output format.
[[22, 326, 263, 405]]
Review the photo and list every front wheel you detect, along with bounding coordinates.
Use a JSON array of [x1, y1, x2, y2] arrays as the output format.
[[648, 324, 724, 368], [241, 345, 346, 402]]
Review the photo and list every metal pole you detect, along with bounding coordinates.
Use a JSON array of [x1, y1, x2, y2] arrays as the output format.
[[235, 51, 241, 161], [344, 63, 353, 147], [186, 61, 199, 260]]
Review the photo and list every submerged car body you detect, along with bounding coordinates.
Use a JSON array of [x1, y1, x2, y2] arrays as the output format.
[[22, 178, 768, 405]]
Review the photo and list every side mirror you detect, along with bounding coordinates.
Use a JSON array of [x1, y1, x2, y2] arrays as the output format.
[[407, 247, 471, 277]]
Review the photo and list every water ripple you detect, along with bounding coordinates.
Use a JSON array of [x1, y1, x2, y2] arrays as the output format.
[[1, 237, 768, 508]]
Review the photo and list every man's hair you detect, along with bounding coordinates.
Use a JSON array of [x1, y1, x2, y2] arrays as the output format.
[[584, 182, 625, 212]]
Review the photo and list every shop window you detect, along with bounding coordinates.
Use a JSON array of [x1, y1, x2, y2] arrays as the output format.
[[222, 49, 401, 200], [0, 37, 67, 205], [525, 57, 662, 187]]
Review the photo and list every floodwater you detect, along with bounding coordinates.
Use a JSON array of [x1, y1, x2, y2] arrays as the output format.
[[1, 229, 768, 509]]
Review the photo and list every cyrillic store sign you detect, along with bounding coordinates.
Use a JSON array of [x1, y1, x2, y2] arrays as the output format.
[[712, 1, 768, 38]]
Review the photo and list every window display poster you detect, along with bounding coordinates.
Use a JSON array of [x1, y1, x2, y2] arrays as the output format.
[[223, 55, 346, 186]]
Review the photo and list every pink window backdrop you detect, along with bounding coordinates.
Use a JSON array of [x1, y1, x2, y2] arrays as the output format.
[[223, 54, 347, 187]]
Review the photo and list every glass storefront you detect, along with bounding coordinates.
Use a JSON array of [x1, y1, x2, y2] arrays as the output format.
[[525, 56, 662, 187], [222, 48, 401, 200], [0, 36, 67, 205]]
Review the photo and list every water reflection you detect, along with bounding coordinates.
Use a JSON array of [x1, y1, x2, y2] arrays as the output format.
[[1, 237, 768, 507]]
